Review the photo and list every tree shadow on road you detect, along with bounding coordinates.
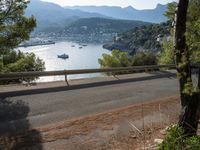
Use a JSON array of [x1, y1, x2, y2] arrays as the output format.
[[0, 97, 43, 150]]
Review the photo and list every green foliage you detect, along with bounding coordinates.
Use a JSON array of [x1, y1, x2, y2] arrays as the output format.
[[98, 50, 130, 75], [159, 126, 200, 150], [105, 21, 171, 54], [192, 50, 200, 63], [125, 22, 170, 53], [98, 50, 130, 68], [164, 1, 200, 64], [158, 39, 174, 65], [98, 50, 157, 75], [0, 50, 45, 84], [66, 17, 149, 34], [159, 126, 185, 150], [187, 0, 200, 57], [0, 0, 36, 53], [0, 56, 3, 70], [6, 52, 44, 72], [164, 2, 177, 22], [0, 0, 45, 84], [131, 51, 157, 66], [183, 79, 200, 96], [163, 1, 200, 96]]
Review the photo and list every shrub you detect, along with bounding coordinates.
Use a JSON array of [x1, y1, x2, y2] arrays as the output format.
[[131, 51, 157, 66], [158, 39, 175, 65], [98, 49, 130, 68], [99, 50, 158, 75], [159, 126, 200, 150], [98, 49, 130, 75], [0, 50, 45, 84]]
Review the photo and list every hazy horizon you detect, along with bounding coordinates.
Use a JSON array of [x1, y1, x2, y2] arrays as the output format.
[[41, 0, 176, 10]]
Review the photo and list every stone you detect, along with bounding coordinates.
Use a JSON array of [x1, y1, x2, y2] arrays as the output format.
[[154, 139, 163, 144]]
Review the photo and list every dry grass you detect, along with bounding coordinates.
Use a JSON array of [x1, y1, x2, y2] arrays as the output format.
[[0, 96, 180, 150]]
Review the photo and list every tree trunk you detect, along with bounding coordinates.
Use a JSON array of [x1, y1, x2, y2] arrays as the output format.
[[178, 93, 200, 136], [174, 0, 200, 136], [198, 67, 200, 88]]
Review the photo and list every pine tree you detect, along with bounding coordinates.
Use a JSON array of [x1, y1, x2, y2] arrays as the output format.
[[0, 0, 36, 54], [0, 0, 44, 84]]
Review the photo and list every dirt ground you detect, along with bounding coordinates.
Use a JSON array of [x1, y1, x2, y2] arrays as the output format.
[[0, 96, 181, 150]]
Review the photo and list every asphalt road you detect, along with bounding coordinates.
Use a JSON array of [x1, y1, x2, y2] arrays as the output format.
[[0, 71, 179, 133]]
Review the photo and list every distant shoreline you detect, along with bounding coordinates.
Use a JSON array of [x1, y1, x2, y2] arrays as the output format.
[[18, 41, 55, 48]]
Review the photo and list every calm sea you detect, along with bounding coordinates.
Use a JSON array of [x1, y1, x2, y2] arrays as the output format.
[[17, 41, 111, 82]]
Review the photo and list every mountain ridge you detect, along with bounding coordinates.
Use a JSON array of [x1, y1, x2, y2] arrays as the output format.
[[66, 4, 168, 23], [25, 0, 168, 37], [25, 0, 109, 32]]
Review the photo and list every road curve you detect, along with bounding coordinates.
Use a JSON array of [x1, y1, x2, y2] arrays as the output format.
[[0, 71, 179, 133]]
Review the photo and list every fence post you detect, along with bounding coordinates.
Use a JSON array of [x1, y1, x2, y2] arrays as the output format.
[[64, 73, 69, 86]]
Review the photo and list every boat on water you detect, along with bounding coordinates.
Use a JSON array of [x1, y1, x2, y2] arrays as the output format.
[[57, 54, 69, 59]]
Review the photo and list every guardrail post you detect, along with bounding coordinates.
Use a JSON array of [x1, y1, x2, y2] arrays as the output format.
[[65, 74, 69, 86], [113, 74, 120, 80]]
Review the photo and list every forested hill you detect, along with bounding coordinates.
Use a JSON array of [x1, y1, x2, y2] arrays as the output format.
[[63, 18, 150, 34], [103, 22, 171, 55]]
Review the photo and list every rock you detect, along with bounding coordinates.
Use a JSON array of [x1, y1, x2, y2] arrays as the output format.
[[130, 135, 137, 139], [154, 139, 163, 144], [160, 129, 166, 135]]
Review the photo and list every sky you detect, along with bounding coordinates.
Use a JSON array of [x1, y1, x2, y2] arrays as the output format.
[[41, 0, 176, 10]]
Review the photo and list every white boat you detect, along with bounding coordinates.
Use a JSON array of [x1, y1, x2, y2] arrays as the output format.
[[57, 54, 69, 59]]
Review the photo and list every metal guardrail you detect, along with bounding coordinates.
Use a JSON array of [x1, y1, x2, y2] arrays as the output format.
[[0, 64, 176, 84], [191, 63, 200, 69]]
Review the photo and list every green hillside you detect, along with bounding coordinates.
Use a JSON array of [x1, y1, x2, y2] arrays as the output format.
[[103, 21, 171, 54], [64, 17, 150, 34]]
